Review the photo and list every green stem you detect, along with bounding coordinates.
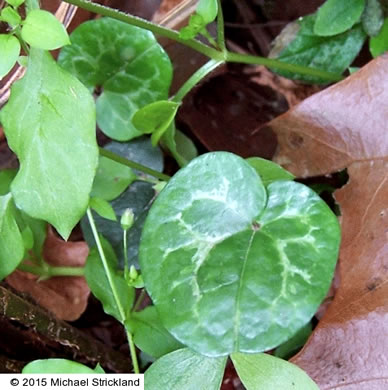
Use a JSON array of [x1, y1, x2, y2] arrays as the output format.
[[216, 0, 226, 52], [126, 329, 140, 374], [172, 59, 224, 103], [18, 263, 85, 277], [132, 289, 146, 313], [225, 51, 344, 82], [62, 0, 343, 81], [86, 208, 126, 321], [123, 230, 129, 280], [99, 148, 171, 182], [61, 0, 224, 61], [14, 30, 30, 55], [87, 208, 140, 373]]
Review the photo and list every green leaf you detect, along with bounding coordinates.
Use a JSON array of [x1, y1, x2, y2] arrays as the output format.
[[174, 129, 198, 163], [21, 10, 70, 50], [22, 359, 104, 373], [5, 0, 24, 7], [246, 157, 294, 186], [272, 14, 366, 83], [20, 213, 46, 259], [140, 152, 340, 357], [82, 138, 163, 268], [197, 0, 218, 24], [370, 17, 388, 56], [231, 352, 319, 389], [0, 49, 98, 240], [85, 236, 135, 322], [145, 348, 227, 390], [21, 225, 34, 251], [362, 0, 384, 36], [314, 0, 365, 36], [126, 306, 183, 359], [58, 17, 172, 141], [0, 169, 17, 195], [0, 193, 24, 280], [1, 6, 21, 27], [89, 197, 117, 221], [0, 34, 20, 80], [161, 123, 197, 167], [132, 100, 180, 147], [274, 322, 312, 360], [91, 155, 137, 202]]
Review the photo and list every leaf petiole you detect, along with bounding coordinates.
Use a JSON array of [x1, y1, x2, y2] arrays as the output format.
[[17, 262, 85, 278], [99, 147, 171, 182], [86, 208, 140, 374]]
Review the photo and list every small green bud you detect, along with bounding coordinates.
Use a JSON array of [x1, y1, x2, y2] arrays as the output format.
[[129, 265, 138, 280], [120, 208, 134, 231]]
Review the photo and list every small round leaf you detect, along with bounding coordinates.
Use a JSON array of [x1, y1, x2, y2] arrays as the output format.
[[197, 0, 218, 24], [231, 352, 319, 389], [58, 18, 172, 141], [140, 152, 340, 356], [21, 10, 70, 50], [314, 0, 365, 36]]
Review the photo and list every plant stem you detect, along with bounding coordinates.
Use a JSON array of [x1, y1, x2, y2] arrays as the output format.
[[14, 30, 30, 55], [172, 59, 224, 103], [216, 0, 226, 52], [132, 289, 146, 312], [86, 208, 126, 321], [225, 51, 344, 82], [125, 329, 140, 374], [123, 230, 129, 280], [18, 262, 84, 277], [99, 147, 171, 181], [87, 208, 140, 373], [61, 0, 224, 61], [62, 0, 343, 82]]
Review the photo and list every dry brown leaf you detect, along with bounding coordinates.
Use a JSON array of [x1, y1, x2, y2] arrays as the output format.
[[6, 228, 90, 321], [266, 55, 388, 389]]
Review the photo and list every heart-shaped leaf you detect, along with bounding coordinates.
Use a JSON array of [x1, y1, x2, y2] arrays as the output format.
[[231, 352, 319, 389], [0, 49, 98, 239], [140, 152, 340, 356], [145, 348, 227, 390], [58, 17, 172, 141]]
